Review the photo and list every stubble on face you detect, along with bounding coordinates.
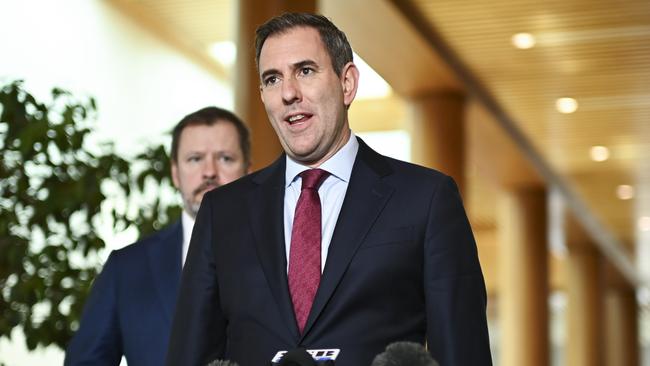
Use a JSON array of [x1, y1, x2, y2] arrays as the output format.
[[183, 178, 218, 217]]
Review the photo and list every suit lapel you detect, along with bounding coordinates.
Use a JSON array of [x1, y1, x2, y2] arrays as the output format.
[[302, 139, 394, 338], [147, 221, 183, 324], [247, 156, 301, 339]]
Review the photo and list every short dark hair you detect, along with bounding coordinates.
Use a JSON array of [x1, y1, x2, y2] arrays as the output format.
[[255, 12, 354, 77], [171, 106, 251, 167]]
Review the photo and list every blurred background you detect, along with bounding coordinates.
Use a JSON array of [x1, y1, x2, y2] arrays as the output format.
[[0, 0, 649, 365]]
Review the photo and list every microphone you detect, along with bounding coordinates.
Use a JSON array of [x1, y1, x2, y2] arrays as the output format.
[[277, 348, 316, 366], [370, 342, 439, 366], [205, 359, 240, 366], [272, 348, 337, 365]]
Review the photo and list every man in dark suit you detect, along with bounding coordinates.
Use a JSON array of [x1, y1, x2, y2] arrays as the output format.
[[167, 13, 491, 366], [64, 107, 251, 366]]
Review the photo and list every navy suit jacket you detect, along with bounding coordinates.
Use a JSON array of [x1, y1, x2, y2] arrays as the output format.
[[166, 139, 492, 366], [65, 221, 183, 366]]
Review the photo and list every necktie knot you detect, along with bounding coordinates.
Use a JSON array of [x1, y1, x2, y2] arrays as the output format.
[[300, 169, 330, 191]]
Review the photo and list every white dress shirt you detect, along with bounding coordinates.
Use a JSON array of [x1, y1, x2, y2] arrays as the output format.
[[284, 132, 359, 272], [181, 210, 195, 267]]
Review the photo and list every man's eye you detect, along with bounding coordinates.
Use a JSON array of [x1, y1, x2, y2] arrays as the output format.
[[263, 76, 279, 86], [220, 155, 234, 163], [188, 156, 201, 162], [299, 67, 314, 76]]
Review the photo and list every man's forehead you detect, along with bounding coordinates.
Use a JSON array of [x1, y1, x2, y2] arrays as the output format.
[[178, 123, 237, 146], [265, 25, 320, 44], [260, 27, 324, 61]]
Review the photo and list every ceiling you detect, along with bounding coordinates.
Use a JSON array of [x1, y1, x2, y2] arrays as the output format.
[[108, 0, 650, 289], [389, 0, 650, 288], [124, 0, 234, 42], [408, 0, 650, 241]]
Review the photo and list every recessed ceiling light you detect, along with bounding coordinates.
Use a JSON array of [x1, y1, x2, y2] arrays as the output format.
[[639, 216, 650, 232], [616, 185, 635, 200], [556, 97, 578, 113], [590, 146, 609, 162], [512, 33, 536, 49]]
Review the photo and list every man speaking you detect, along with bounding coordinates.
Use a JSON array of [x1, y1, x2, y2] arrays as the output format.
[[166, 13, 491, 366]]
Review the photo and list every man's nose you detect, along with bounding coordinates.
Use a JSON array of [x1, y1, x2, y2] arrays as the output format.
[[202, 158, 218, 179], [282, 77, 301, 105]]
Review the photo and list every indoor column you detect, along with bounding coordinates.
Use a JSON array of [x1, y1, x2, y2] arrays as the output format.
[[235, 0, 316, 170], [604, 265, 639, 366], [498, 187, 548, 366], [565, 241, 604, 366], [408, 92, 466, 193]]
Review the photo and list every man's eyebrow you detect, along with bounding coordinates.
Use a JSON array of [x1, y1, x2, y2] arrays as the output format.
[[293, 59, 318, 70], [260, 68, 280, 81], [260, 59, 319, 80], [182, 150, 203, 157]]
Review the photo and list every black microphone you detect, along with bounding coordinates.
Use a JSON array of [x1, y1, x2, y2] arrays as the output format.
[[277, 348, 316, 366], [370, 342, 439, 366], [205, 359, 240, 366]]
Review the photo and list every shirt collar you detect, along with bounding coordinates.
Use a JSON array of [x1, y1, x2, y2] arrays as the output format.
[[181, 209, 195, 245], [285, 131, 359, 187]]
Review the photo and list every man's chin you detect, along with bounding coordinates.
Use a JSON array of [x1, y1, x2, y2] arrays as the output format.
[[192, 192, 210, 206], [189, 203, 200, 218]]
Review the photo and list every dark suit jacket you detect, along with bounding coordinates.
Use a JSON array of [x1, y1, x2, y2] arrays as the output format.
[[166, 139, 491, 366], [65, 221, 183, 366]]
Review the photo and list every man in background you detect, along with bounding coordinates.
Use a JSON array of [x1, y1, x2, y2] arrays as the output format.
[[65, 106, 250, 366]]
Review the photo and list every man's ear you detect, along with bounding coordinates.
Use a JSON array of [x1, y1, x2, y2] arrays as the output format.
[[171, 162, 180, 189], [259, 83, 265, 104], [340, 62, 360, 107]]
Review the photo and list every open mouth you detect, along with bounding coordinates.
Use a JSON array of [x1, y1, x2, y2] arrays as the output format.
[[285, 113, 312, 125]]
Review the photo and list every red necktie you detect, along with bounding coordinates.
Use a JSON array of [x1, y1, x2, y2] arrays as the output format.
[[288, 168, 330, 334]]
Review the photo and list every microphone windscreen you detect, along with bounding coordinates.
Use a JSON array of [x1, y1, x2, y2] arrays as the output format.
[[370, 341, 439, 366]]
